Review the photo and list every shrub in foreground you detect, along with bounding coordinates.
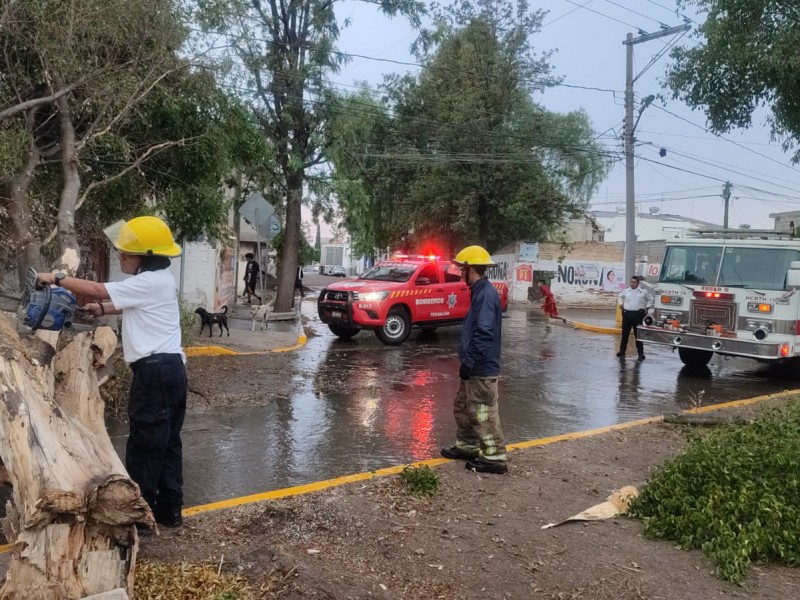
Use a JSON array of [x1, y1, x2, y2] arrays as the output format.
[[629, 402, 800, 582]]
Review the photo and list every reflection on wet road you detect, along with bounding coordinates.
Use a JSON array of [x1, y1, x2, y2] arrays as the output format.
[[112, 301, 799, 506]]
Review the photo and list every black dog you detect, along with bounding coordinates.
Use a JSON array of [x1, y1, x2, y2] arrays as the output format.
[[195, 306, 230, 337]]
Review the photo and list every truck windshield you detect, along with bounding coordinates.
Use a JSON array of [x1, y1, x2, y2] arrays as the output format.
[[661, 245, 800, 290], [360, 262, 418, 282]]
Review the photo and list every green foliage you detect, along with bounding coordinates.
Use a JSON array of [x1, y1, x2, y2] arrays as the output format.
[[325, 0, 609, 255], [629, 402, 800, 582], [179, 301, 199, 348], [668, 1, 800, 161], [0, 122, 28, 174], [195, 0, 423, 310], [399, 465, 440, 497]]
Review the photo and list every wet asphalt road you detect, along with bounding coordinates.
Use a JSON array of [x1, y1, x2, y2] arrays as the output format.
[[114, 298, 799, 507]]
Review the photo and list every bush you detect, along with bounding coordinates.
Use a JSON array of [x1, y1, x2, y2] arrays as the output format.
[[179, 301, 198, 347], [629, 402, 800, 582], [399, 465, 440, 497]]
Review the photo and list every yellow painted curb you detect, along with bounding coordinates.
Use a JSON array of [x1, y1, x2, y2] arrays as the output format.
[[1, 389, 796, 555], [183, 457, 450, 517], [183, 319, 308, 356], [180, 389, 800, 520]]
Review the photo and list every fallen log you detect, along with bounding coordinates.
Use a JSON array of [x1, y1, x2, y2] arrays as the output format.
[[0, 312, 153, 599]]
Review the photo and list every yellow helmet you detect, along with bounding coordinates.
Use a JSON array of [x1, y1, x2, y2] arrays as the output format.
[[453, 245, 496, 267], [103, 216, 182, 257]]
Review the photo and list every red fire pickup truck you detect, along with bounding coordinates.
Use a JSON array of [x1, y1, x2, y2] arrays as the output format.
[[317, 255, 509, 345]]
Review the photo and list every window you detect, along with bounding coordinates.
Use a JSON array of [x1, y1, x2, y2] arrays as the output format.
[[718, 247, 800, 290], [660, 246, 723, 285], [417, 264, 439, 284], [360, 262, 417, 282], [444, 263, 462, 283]]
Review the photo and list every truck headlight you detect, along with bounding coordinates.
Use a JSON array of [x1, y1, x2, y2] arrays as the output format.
[[357, 291, 389, 302]]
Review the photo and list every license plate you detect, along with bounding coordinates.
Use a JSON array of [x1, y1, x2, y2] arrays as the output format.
[[332, 311, 342, 319]]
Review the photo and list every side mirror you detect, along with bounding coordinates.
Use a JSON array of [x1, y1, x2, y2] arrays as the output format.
[[787, 261, 800, 288], [416, 277, 432, 286]]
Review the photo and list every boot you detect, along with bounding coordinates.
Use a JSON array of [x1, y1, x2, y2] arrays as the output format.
[[465, 456, 508, 474], [441, 446, 478, 460]]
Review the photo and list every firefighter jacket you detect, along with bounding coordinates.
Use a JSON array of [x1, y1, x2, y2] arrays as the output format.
[[458, 276, 502, 377]]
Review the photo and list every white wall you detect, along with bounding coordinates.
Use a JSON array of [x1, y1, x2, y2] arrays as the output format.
[[109, 241, 231, 311], [594, 213, 699, 242], [489, 250, 661, 308]]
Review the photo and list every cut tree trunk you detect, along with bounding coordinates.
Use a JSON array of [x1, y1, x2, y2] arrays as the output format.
[[0, 312, 153, 600]]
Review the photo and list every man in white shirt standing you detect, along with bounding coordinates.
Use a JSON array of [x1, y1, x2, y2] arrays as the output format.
[[617, 275, 654, 361]]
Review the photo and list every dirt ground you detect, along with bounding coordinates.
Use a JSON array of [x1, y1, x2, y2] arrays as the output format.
[[138, 377, 800, 600]]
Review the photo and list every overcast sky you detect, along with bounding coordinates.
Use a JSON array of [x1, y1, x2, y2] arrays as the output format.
[[309, 0, 800, 240]]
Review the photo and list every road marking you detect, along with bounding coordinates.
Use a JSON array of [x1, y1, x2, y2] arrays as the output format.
[[1, 389, 796, 555]]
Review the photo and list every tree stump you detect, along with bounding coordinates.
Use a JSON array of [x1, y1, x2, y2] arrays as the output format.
[[0, 312, 153, 599]]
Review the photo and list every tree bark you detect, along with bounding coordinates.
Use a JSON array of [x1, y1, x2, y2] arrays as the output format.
[[0, 312, 153, 599], [3, 109, 43, 286], [55, 96, 81, 274], [275, 172, 302, 312]]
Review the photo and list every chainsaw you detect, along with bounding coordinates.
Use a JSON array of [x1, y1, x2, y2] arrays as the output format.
[[3, 268, 82, 332]]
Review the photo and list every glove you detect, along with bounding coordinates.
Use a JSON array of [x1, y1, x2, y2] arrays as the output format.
[[459, 364, 472, 380]]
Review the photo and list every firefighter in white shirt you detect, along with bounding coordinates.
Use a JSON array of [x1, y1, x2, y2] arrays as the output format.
[[617, 276, 654, 361]]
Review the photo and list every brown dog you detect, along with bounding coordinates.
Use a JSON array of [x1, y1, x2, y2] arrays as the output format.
[[195, 306, 230, 337]]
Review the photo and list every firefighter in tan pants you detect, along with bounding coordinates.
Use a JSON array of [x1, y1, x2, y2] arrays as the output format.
[[440, 246, 507, 474]]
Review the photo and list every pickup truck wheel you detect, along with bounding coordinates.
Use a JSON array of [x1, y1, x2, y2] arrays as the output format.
[[328, 324, 359, 339], [375, 307, 411, 345], [678, 347, 713, 367]]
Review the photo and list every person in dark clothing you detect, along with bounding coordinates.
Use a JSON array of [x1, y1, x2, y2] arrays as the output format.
[[243, 252, 261, 304], [38, 216, 187, 528], [440, 245, 507, 474], [295, 264, 305, 297]]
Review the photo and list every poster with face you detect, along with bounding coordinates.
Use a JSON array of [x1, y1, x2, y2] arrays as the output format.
[[601, 267, 624, 292]]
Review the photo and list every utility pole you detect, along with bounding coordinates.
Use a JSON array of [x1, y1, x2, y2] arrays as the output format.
[[623, 24, 690, 281], [722, 181, 732, 229]]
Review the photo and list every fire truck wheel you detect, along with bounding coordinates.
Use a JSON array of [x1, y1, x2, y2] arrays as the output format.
[[328, 324, 359, 339], [375, 307, 411, 345], [678, 347, 713, 367]]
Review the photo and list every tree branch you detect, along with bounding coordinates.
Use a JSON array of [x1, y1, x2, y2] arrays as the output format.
[[76, 64, 185, 151], [0, 80, 85, 122], [42, 138, 188, 246]]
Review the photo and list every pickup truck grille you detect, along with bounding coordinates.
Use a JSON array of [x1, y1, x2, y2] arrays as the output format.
[[322, 290, 350, 303], [690, 300, 736, 330]]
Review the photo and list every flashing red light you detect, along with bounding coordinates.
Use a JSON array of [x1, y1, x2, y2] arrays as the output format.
[[781, 343, 791, 357], [693, 291, 734, 300]]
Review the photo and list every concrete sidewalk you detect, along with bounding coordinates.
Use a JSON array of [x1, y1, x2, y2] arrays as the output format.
[[184, 297, 308, 357]]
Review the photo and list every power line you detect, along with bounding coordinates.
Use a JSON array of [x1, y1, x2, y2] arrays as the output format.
[[649, 103, 800, 176], [543, 0, 595, 27], [603, 0, 667, 26], [190, 25, 624, 96], [561, 0, 639, 29]]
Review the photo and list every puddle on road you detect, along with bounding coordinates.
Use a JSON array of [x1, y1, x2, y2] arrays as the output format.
[[109, 301, 799, 506]]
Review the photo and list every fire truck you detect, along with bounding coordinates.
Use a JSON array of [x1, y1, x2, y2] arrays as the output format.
[[637, 232, 800, 367], [317, 254, 509, 345]]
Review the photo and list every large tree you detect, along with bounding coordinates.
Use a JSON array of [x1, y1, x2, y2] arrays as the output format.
[[0, 0, 186, 279], [327, 0, 609, 255], [667, 1, 800, 161], [195, 0, 423, 311], [0, 1, 268, 286]]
